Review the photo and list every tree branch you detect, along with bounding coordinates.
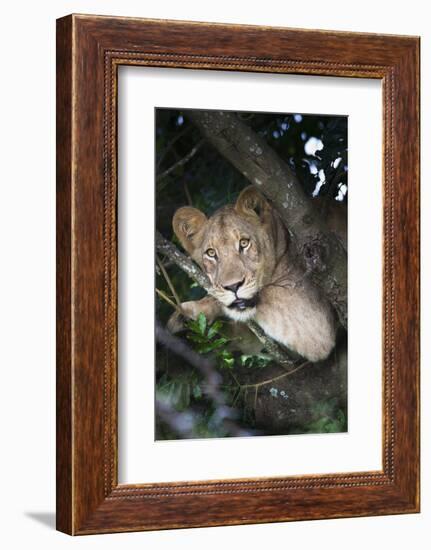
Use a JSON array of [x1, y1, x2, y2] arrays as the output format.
[[188, 110, 347, 328], [156, 231, 297, 368], [155, 231, 213, 291], [156, 124, 191, 169], [157, 139, 204, 184]]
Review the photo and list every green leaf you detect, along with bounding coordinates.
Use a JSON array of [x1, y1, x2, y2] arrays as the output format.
[[324, 421, 341, 433], [186, 333, 208, 344], [212, 337, 228, 347], [197, 312, 207, 336], [207, 320, 223, 339], [197, 344, 213, 354], [192, 384, 202, 399], [217, 349, 234, 369], [337, 409, 346, 425], [197, 338, 227, 354], [240, 353, 272, 369], [186, 319, 200, 333], [222, 356, 235, 368]]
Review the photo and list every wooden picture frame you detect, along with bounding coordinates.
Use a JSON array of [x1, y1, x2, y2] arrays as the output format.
[[56, 14, 420, 535]]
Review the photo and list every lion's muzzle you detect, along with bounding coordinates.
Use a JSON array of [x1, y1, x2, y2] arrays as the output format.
[[228, 295, 258, 311]]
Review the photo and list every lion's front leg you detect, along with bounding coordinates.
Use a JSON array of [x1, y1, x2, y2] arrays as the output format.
[[167, 296, 222, 333]]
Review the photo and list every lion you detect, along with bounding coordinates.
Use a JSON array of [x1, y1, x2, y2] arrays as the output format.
[[168, 186, 337, 362]]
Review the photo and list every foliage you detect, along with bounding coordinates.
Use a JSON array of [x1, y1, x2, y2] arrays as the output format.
[[240, 353, 273, 369], [186, 314, 235, 369], [293, 398, 347, 434]]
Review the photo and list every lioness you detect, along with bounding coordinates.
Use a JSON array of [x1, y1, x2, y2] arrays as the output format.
[[169, 186, 336, 362]]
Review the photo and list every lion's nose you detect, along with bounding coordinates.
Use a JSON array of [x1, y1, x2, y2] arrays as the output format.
[[223, 279, 245, 294]]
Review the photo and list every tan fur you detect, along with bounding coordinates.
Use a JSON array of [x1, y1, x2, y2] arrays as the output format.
[[171, 186, 337, 362]]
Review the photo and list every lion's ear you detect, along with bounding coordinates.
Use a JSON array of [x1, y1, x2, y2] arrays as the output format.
[[172, 206, 207, 255], [235, 186, 271, 222]]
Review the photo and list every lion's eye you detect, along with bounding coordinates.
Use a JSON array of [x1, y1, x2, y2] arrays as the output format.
[[206, 248, 216, 258], [239, 238, 250, 249]]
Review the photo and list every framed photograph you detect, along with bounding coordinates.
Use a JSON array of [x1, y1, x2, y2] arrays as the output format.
[[56, 14, 420, 534]]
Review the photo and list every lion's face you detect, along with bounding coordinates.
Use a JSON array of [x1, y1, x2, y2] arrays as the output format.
[[173, 186, 286, 321]]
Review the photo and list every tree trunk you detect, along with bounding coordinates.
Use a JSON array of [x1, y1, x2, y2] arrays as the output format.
[[241, 341, 347, 433], [189, 110, 347, 328]]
